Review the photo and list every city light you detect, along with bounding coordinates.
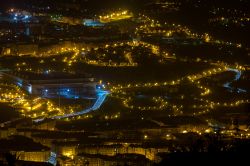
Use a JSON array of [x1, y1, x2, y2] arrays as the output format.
[[0, 1, 249, 165]]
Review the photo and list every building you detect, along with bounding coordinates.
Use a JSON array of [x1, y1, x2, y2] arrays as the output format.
[[83, 19, 104, 27], [12, 150, 51, 163], [1, 71, 99, 99]]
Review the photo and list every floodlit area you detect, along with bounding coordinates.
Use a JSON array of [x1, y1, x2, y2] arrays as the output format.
[[99, 10, 133, 23]]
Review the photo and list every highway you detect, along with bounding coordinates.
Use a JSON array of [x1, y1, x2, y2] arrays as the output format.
[[223, 68, 246, 93], [34, 90, 109, 122]]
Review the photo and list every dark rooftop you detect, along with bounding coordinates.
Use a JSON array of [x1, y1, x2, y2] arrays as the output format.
[[0, 135, 50, 152], [6, 71, 93, 81]]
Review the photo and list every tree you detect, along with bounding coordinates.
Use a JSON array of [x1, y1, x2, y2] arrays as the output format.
[[5, 152, 20, 166]]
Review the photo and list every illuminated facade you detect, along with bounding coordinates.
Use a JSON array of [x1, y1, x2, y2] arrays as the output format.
[[13, 151, 50, 163]]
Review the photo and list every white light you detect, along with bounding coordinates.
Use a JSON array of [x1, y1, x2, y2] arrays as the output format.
[[28, 85, 32, 94]]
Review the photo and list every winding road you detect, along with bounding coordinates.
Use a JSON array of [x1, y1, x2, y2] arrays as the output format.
[[223, 68, 246, 93]]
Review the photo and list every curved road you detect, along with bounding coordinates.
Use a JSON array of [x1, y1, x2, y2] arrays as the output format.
[[223, 68, 246, 93], [34, 90, 109, 122]]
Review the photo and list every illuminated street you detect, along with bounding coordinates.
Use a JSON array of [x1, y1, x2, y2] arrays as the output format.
[[0, 0, 250, 165]]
